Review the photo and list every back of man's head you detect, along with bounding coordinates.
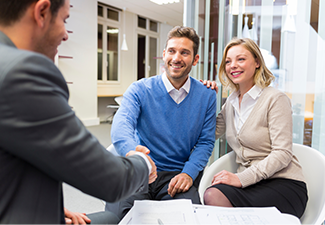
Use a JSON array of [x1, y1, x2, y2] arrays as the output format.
[[165, 26, 200, 57], [0, 0, 65, 26]]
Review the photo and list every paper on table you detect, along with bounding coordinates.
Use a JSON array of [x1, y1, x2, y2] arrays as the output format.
[[193, 205, 296, 225], [131, 199, 196, 224]]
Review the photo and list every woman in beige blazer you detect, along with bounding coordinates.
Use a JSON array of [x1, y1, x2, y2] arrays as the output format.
[[203, 38, 308, 218]]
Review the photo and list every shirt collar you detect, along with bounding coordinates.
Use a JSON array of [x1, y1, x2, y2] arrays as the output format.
[[227, 85, 263, 106], [162, 72, 191, 93], [246, 85, 263, 100], [228, 85, 262, 100]]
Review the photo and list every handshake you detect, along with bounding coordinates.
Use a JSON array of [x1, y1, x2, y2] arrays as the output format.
[[126, 145, 157, 184]]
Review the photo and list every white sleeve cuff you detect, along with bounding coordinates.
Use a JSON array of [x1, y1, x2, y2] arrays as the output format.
[[134, 152, 152, 175]]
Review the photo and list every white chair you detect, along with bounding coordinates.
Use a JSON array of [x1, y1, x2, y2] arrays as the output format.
[[106, 96, 123, 124], [106, 143, 119, 156], [198, 143, 325, 225], [198, 150, 237, 204], [293, 144, 325, 225]]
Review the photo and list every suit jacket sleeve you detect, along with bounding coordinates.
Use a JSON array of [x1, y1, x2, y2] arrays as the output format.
[[0, 53, 148, 203]]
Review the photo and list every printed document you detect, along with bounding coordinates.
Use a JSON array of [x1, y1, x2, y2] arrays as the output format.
[[193, 205, 297, 224], [131, 199, 195, 224]]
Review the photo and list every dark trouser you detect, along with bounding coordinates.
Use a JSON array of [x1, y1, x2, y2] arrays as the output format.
[[105, 171, 202, 220], [87, 211, 120, 224]]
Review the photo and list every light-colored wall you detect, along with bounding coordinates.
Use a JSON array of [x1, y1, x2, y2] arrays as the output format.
[[57, 0, 175, 125], [57, 0, 99, 126]]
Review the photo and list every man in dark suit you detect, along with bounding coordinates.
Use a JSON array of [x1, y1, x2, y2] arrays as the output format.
[[0, 0, 157, 224]]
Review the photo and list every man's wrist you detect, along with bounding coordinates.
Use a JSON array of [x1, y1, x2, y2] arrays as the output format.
[[134, 152, 152, 175]]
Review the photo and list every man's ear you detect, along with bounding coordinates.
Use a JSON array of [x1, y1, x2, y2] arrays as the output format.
[[192, 54, 199, 66], [34, 0, 51, 28]]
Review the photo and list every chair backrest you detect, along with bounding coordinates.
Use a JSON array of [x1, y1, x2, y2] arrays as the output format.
[[198, 144, 325, 225], [292, 143, 325, 225], [106, 144, 119, 156], [114, 96, 123, 106], [198, 151, 237, 204]]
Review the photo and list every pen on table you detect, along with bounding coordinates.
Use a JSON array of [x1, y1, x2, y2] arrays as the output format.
[[158, 218, 164, 225]]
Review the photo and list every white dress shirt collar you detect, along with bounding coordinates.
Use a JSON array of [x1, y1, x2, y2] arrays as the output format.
[[228, 85, 262, 103], [228, 85, 263, 133], [162, 72, 191, 93], [162, 72, 191, 104]]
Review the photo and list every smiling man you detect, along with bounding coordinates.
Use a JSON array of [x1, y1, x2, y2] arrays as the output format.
[[0, 0, 157, 224], [106, 26, 217, 220]]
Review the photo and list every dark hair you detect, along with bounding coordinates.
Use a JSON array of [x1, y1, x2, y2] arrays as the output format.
[[165, 26, 200, 57], [0, 0, 65, 26]]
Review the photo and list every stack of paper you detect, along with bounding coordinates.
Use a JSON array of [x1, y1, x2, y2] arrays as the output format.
[[131, 199, 195, 224], [119, 200, 300, 225], [193, 204, 298, 224]]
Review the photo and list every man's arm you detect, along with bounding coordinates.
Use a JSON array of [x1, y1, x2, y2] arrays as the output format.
[[0, 54, 151, 203], [111, 82, 143, 156]]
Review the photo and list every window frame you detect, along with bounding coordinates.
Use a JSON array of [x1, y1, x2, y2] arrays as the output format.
[[97, 4, 122, 84], [135, 15, 160, 79]]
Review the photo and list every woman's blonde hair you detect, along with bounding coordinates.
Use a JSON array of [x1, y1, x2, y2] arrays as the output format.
[[218, 38, 275, 92]]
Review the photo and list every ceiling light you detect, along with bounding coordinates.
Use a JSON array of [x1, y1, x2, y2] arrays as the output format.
[[121, 8, 128, 51], [150, 0, 180, 5], [107, 29, 119, 34]]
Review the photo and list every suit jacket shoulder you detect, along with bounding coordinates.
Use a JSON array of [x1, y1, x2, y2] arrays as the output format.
[[0, 31, 149, 223]]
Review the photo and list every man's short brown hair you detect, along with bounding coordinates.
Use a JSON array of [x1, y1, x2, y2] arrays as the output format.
[[165, 26, 200, 57], [0, 0, 65, 26]]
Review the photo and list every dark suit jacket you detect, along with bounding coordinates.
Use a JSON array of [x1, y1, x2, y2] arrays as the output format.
[[0, 31, 148, 224]]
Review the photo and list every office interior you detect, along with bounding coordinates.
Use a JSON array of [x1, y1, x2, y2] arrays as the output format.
[[60, 0, 325, 216]]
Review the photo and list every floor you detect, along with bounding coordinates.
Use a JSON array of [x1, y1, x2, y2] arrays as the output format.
[[63, 122, 112, 214]]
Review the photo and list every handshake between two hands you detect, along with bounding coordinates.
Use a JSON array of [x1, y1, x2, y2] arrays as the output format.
[[126, 145, 157, 184]]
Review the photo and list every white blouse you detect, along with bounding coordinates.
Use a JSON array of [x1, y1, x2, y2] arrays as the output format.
[[228, 85, 263, 133]]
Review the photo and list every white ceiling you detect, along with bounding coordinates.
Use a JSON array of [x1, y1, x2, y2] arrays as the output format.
[[98, 0, 184, 27]]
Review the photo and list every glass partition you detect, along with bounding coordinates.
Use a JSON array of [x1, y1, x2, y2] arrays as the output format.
[[192, 0, 325, 157]]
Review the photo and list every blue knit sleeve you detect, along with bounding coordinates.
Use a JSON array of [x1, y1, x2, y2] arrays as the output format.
[[111, 82, 143, 156], [182, 89, 217, 180]]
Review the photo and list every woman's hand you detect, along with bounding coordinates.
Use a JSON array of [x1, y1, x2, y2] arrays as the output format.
[[200, 80, 219, 93], [211, 170, 242, 188]]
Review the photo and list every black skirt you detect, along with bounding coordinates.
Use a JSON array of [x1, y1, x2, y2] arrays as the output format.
[[208, 178, 308, 218]]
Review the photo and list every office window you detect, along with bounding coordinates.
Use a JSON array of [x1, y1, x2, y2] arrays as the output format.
[[97, 24, 103, 80], [150, 20, 158, 32], [98, 5, 103, 17], [136, 16, 159, 80], [98, 4, 121, 82], [138, 16, 158, 33], [138, 16, 146, 29], [107, 8, 119, 21], [106, 26, 118, 80], [149, 37, 157, 76]]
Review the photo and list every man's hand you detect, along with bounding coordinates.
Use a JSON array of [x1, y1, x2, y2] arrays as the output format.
[[168, 173, 193, 197], [64, 208, 91, 225], [211, 170, 242, 188], [200, 79, 219, 93], [126, 145, 157, 184]]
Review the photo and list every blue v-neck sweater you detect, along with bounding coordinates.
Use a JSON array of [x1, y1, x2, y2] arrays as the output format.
[[111, 75, 216, 180]]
